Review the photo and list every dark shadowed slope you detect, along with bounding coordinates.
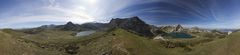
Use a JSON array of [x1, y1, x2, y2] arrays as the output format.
[[109, 16, 154, 37]]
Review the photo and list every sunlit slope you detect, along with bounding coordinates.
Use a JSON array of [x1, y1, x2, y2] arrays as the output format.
[[189, 32, 240, 55], [0, 28, 237, 55], [76, 28, 180, 55], [227, 32, 240, 55], [0, 29, 65, 55]]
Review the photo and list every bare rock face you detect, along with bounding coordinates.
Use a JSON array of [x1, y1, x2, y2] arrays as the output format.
[[80, 23, 108, 30], [61, 21, 80, 31], [160, 26, 175, 33], [30, 16, 156, 37], [174, 24, 183, 32], [108, 16, 154, 37]]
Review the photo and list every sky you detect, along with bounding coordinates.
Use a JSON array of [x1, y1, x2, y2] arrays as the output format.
[[0, 0, 240, 29]]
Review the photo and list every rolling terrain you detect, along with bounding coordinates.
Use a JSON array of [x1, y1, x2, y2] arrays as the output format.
[[0, 17, 238, 55], [0, 28, 239, 55]]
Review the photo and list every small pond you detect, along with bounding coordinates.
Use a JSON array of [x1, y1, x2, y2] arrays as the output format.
[[76, 31, 96, 37]]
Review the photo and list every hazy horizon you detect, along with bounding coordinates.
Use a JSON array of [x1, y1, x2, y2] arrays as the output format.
[[0, 0, 240, 29]]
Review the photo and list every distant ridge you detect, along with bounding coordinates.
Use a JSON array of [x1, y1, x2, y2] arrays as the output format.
[[62, 21, 79, 31], [32, 16, 155, 37]]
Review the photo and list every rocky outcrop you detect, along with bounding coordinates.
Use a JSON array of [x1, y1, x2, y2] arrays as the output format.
[[172, 24, 184, 32], [159, 26, 175, 33], [80, 23, 108, 30], [27, 17, 156, 37], [108, 16, 154, 37], [61, 21, 81, 31]]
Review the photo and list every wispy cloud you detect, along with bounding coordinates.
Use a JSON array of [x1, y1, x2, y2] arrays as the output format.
[[0, 0, 240, 29]]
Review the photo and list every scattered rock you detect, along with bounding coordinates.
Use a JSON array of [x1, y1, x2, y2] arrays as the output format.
[[65, 44, 79, 54], [153, 35, 166, 41]]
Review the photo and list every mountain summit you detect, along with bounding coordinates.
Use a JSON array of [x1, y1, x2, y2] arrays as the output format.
[[174, 24, 183, 32], [109, 16, 154, 37], [35, 16, 156, 37], [61, 21, 80, 31], [65, 21, 75, 26]]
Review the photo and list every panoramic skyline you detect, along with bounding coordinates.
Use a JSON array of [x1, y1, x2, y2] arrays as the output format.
[[0, 0, 240, 29]]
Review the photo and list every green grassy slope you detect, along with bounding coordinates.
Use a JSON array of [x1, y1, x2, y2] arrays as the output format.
[[0, 28, 239, 55], [75, 28, 182, 55], [188, 32, 240, 55], [0, 29, 65, 55]]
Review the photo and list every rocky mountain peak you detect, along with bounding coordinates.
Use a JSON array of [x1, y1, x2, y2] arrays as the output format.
[[109, 16, 154, 37], [128, 16, 146, 24], [174, 24, 183, 32], [128, 16, 143, 21], [109, 16, 146, 27], [62, 21, 79, 31], [65, 21, 75, 26]]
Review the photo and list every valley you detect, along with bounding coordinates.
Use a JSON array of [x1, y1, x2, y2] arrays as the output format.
[[0, 17, 237, 55]]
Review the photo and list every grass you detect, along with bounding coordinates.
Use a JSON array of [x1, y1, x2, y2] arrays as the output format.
[[0, 29, 66, 55], [186, 32, 240, 55], [0, 28, 238, 55], [73, 28, 184, 55]]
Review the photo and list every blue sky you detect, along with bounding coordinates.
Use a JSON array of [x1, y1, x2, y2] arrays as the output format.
[[0, 0, 240, 29]]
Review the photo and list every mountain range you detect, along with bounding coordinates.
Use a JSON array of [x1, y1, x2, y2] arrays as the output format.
[[32, 16, 195, 38], [0, 16, 239, 55]]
